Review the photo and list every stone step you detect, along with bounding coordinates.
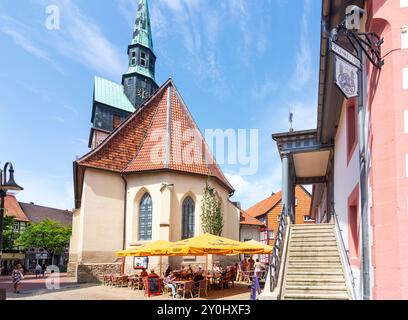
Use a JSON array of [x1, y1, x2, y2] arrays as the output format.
[[291, 228, 334, 234], [285, 285, 348, 292], [289, 251, 340, 257], [288, 256, 342, 262], [290, 236, 337, 241], [291, 224, 334, 229], [289, 247, 339, 252], [285, 279, 347, 286], [283, 292, 349, 300], [288, 267, 343, 275], [287, 263, 343, 269], [290, 239, 337, 247], [286, 270, 344, 276]]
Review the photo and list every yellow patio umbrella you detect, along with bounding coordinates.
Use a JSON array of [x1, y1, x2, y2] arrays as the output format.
[[166, 233, 265, 256], [244, 240, 273, 254], [115, 240, 173, 257]]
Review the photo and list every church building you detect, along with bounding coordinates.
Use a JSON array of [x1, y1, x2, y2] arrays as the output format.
[[68, 0, 241, 282]]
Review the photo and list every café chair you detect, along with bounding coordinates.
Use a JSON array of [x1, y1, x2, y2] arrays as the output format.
[[177, 281, 194, 299], [194, 280, 208, 298]]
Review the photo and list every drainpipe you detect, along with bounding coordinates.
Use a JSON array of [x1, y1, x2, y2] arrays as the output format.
[[121, 174, 128, 251], [357, 46, 370, 300]]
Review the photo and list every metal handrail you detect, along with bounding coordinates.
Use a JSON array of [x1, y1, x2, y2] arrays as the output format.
[[332, 208, 357, 299], [266, 204, 291, 292]]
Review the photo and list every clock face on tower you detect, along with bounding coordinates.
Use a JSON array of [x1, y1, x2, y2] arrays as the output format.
[[137, 88, 149, 99]]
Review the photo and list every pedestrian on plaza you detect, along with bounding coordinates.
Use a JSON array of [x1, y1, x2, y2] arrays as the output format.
[[11, 264, 24, 294], [41, 263, 47, 277], [35, 263, 42, 278], [254, 259, 263, 279]]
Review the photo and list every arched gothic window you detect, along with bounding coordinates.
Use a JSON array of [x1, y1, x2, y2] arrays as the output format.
[[139, 193, 152, 241], [182, 197, 195, 239]]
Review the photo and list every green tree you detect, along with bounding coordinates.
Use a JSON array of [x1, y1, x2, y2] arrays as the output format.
[[200, 180, 223, 236], [2, 216, 18, 251], [16, 219, 71, 264]]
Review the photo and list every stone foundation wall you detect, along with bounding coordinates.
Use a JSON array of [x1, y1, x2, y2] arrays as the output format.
[[77, 263, 122, 283], [67, 262, 77, 278]]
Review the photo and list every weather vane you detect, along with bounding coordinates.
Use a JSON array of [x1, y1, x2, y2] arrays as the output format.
[[289, 111, 294, 132]]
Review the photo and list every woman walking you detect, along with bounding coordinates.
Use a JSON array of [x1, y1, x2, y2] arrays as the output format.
[[12, 264, 24, 294]]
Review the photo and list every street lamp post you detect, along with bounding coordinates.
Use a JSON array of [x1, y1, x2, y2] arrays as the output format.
[[0, 162, 24, 277]]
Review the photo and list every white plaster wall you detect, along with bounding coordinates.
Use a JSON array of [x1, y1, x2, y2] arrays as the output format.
[[333, 103, 361, 295], [240, 225, 261, 242], [78, 168, 125, 260], [74, 168, 240, 268], [68, 209, 80, 257], [124, 171, 240, 247]]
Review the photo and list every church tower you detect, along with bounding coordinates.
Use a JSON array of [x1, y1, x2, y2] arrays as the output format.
[[122, 0, 158, 109], [89, 0, 158, 149]]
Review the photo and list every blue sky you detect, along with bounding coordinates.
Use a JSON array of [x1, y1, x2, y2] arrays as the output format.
[[0, 0, 321, 210]]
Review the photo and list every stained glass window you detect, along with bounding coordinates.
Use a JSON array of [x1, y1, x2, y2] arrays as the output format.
[[139, 193, 152, 241], [182, 197, 195, 239]]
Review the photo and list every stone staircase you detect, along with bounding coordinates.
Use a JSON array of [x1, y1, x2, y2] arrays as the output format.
[[281, 224, 350, 300]]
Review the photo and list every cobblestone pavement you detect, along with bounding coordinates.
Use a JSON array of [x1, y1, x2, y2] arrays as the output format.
[[7, 283, 252, 300], [0, 273, 76, 294]]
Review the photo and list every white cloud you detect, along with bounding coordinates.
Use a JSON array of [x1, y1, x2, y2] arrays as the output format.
[[46, 0, 125, 80], [1, 26, 51, 62], [226, 165, 282, 210], [291, 0, 313, 90]]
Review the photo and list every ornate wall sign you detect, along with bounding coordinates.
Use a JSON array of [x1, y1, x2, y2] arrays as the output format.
[[334, 55, 359, 99]]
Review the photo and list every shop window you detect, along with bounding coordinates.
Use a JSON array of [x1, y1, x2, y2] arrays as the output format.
[[346, 100, 358, 164], [182, 197, 195, 239]]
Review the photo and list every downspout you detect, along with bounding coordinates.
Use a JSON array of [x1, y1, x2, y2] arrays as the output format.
[[121, 174, 128, 250], [357, 45, 371, 300]]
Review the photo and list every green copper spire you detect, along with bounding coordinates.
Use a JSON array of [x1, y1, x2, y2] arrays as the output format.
[[132, 0, 154, 52], [122, 0, 158, 108]]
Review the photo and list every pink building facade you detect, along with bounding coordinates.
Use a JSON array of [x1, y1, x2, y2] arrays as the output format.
[[367, 0, 408, 299], [316, 0, 408, 300], [272, 0, 408, 299]]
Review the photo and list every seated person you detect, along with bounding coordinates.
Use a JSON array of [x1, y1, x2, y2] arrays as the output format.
[[193, 269, 204, 287], [165, 266, 172, 277], [164, 272, 177, 298], [140, 268, 148, 277]]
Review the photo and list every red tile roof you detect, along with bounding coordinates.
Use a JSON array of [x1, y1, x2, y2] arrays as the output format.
[[240, 209, 265, 226], [77, 79, 233, 193], [4, 195, 29, 222], [246, 191, 282, 218]]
